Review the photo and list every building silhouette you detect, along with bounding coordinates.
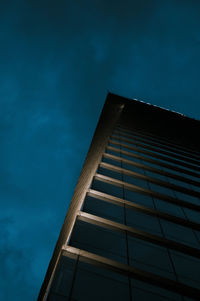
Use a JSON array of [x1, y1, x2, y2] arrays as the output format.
[[38, 93, 200, 301]]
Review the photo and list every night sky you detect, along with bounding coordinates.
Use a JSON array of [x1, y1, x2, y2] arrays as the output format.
[[1, 1, 200, 300]]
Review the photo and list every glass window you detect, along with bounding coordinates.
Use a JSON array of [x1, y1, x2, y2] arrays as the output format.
[[144, 169, 167, 181], [83, 195, 124, 224], [71, 260, 130, 301], [175, 191, 200, 206], [102, 156, 121, 167], [48, 255, 77, 299], [70, 220, 127, 264], [128, 237, 175, 280], [131, 279, 182, 300], [123, 174, 149, 189], [121, 146, 140, 156], [108, 141, 121, 150], [122, 162, 145, 174], [47, 294, 66, 300], [148, 182, 175, 198], [125, 207, 162, 236], [170, 250, 200, 289], [97, 166, 122, 180], [105, 147, 120, 157], [160, 219, 199, 248], [91, 179, 123, 199], [154, 199, 186, 219], [166, 176, 189, 189], [184, 207, 200, 223], [125, 189, 155, 208]]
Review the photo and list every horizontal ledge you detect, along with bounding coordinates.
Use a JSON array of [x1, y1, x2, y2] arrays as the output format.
[[77, 211, 200, 259], [116, 125, 200, 158], [112, 133, 200, 167], [103, 152, 200, 187], [87, 189, 200, 231], [99, 161, 200, 198], [114, 129, 200, 161], [106, 145, 200, 179], [62, 246, 200, 299], [94, 173, 200, 212], [109, 139, 200, 173]]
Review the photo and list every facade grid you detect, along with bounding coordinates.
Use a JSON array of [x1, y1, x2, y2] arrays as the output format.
[[38, 93, 200, 301]]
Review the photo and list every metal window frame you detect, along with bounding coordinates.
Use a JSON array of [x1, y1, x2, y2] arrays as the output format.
[[112, 133, 200, 166], [77, 211, 200, 259], [109, 138, 200, 172], [114, 129, 200, 161], [94, 173, 200, 212], [62, 246, 200, 300], [116, 125, 200, 158], [107, 145, 200, 179], [103, 152, 200, 187], [99, 161, 200, 198], [87, 189, 200, 231]]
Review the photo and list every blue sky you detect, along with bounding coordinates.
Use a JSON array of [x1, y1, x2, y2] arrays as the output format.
[[1, 0, 200, 300]]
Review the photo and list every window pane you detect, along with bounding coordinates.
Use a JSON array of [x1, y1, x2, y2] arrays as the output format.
[[170, 251, 200, 289], [128, 237, 176, 280], [125, 189, 155, 208], [70, 220, 127, 263], [83, 195, 124, 224], [71, 260, 130, 301], [91, 179, 123, 198], [48, 255, 77, 299]]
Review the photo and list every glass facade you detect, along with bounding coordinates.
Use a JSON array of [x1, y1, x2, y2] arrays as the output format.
[[38, 94, 200, 301]]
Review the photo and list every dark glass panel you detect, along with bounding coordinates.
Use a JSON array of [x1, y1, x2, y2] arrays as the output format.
[[48, 255, 77, 299], [154, 199, 185, 218], [102, 156, 121, 167], [160, 220, 199, 248], [175, 191, 200, 206], [183, 208, 200, 223], [123, 174, 149, 189], [105, 147, 120, 156], [91, 179, 123, 198], [97, 166, 122, 180], [144, 169, 167, 181], [70, 220, 127, 263], [48, 294, 66, 301], [148, 182, 174, 197], [132, 279, 182, 300], [122, 162, 145, 174], [83, 195, 124, 224], [170, 251, 200, 290], [125, 189, 155, 208], [128, 237, 175, 280], [71, 260, 130, 301], [121, 146, 140, 156], [125, 207, 162, 236]]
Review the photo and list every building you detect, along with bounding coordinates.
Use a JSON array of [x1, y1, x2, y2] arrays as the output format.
[[38, 93, 200, 301]]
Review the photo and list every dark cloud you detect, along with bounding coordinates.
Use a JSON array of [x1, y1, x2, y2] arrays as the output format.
[[0, 0, 200, 300]]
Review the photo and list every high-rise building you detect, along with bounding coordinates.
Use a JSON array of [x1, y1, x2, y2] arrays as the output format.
[[38, 93, 200, 301]]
